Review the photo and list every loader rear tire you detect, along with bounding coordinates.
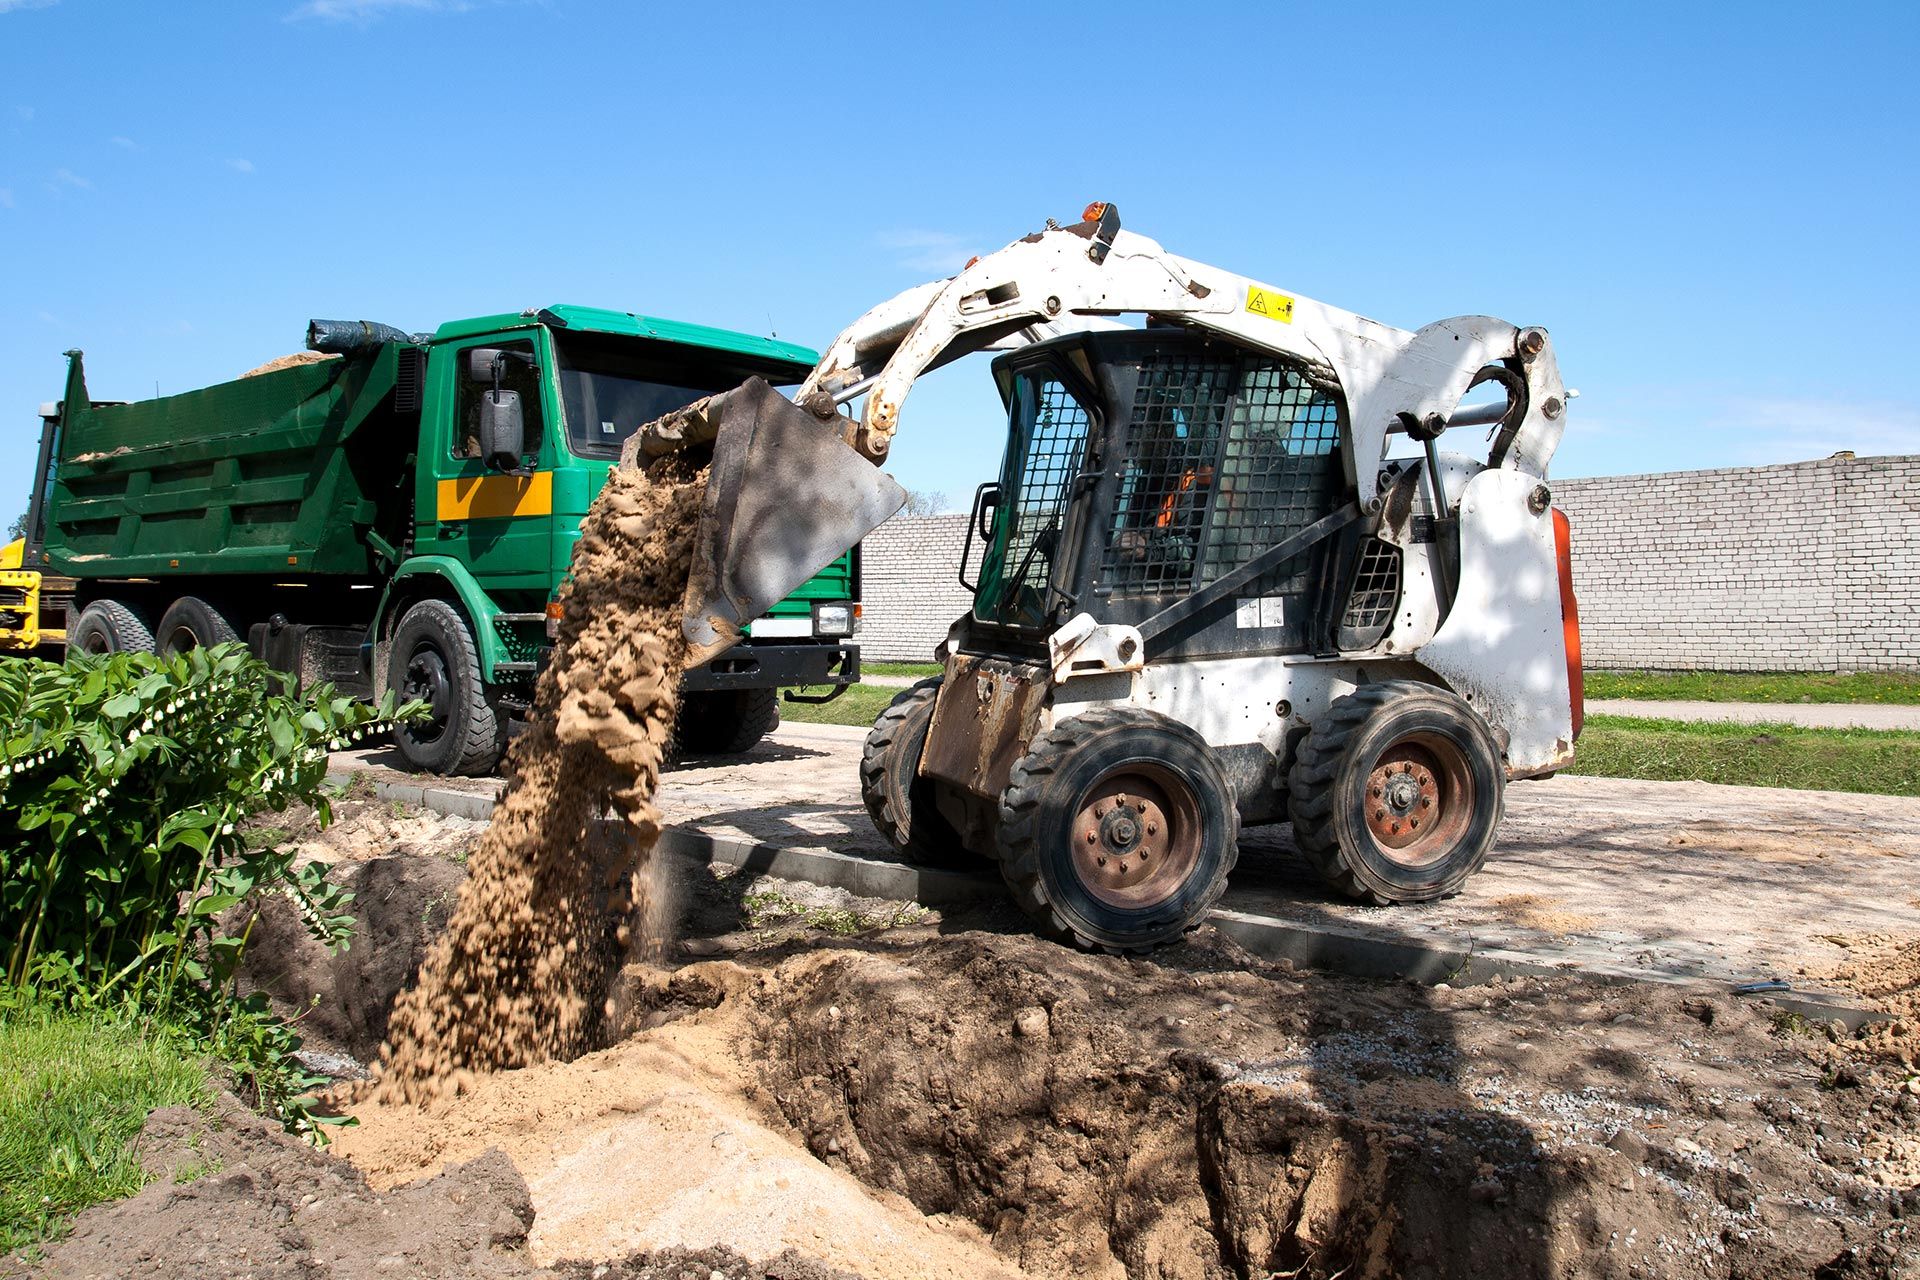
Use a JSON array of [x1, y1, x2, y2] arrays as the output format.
[[387, 599, 507, 777], [69, 599, 156, 656], [1288, 680, 1504, 905], [996, 706, 1238, 952], [676, 688, 781, 755], [156, 596, 239, 656], [860, 677, 973, 869]]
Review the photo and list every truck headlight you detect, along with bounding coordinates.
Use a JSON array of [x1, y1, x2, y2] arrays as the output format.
[[813, 602, 853, 637]]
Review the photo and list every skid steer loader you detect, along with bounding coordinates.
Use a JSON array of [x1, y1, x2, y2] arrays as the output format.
[[638, 203, 1583, 951]]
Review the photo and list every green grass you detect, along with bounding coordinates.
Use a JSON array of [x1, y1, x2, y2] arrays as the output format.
[[1567, 714, 1920, 796], [1584, 669, 1920, 705], [780, 683, 901, 728], [860, 661, 945, 680], [0, 996, 212, 1258]]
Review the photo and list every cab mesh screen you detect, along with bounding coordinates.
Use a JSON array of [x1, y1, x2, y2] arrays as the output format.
[[1101, 354, 1342, 597]]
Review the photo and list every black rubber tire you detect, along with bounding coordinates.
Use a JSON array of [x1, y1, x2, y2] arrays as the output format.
[[675, 688, 781, 755], [386, 598, 507, 776], [68, 599, 156, 656], [859, 678, 974, 869], [155, 596, 239, 656], [1288, 680, 1505, 905], [996, 705, 1239, 952]]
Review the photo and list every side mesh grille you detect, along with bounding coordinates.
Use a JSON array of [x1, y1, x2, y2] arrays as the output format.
[[1339, 537, 1401, 648]]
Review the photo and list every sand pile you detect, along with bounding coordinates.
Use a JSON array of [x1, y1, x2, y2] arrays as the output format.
[[374, 453, 708, 1101]]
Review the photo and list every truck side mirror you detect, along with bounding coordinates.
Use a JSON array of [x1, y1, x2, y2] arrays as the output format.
[[478, 389, 526, 472], [464, 347, 510, 381]]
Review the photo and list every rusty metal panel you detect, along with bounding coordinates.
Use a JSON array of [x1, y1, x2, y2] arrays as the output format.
[[919, 654, 1050, 802]]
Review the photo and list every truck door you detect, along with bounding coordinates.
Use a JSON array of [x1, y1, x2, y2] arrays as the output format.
[[419, 332, 558, 593]]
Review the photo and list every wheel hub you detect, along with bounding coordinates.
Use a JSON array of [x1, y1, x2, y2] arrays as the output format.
[[1363, 733, 1474, 867], [402, 645, 452, 743], [1070, 769, 1202, 910]]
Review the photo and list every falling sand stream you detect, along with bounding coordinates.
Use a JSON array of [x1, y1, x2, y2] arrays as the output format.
[[373, 451, 708, 1102]]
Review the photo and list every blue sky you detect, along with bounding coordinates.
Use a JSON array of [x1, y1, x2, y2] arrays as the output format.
[[2, 0, 1915, 521]]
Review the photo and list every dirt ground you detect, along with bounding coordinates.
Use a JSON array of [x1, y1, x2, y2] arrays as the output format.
[[25, 798, 1920, 1280]]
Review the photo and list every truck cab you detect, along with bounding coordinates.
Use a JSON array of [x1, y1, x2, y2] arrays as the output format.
[[33, 306, 861, 774]]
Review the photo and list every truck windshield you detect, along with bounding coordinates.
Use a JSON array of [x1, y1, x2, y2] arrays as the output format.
[[553, 330, 795, 461]]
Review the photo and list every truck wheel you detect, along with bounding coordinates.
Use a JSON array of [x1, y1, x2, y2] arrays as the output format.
[[675, 688, 781, 755], [155, 596, 239, 656], [860, 678, 973, 868], [387, 599, 507, 776], [996, 706, 1238, 952], [1288, 680, 1505, 905], [69, 600, 156, 656]]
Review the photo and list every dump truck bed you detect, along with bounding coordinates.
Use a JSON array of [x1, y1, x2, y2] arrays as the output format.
[[45, 346, 415, 579]]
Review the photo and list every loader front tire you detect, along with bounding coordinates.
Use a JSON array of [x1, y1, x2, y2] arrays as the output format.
[[1288, 680, 1504, 905], [996, 706, 1238, 952], [69, 599, 155, 656], [387, 599, 507, 777], [860, 678, 973, 868]]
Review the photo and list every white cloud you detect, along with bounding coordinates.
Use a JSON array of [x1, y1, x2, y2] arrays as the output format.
[[0, 0, 59, 14], [111, 135, 138, 150], [877, 229, 981, 273], [0, 188, 13, 209], [1719, 397, 1920, 465], [227, 157, 255, 174], [288, 0, 472, 20], [876, 229, 981, 274], [50, 167, 90, 189]]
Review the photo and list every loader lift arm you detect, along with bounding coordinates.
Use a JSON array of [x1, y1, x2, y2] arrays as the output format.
[[778, 203, 1569, 515]]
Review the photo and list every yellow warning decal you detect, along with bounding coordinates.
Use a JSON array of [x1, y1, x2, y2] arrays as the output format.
[[1244, 285, 1294, 324], [436, 470, 553, 521]]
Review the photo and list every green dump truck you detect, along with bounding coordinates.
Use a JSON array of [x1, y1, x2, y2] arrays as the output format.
[[19, 306, 862, 773]]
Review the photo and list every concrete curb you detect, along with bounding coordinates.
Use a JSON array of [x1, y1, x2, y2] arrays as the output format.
[[328, 768, 1884, 1031]]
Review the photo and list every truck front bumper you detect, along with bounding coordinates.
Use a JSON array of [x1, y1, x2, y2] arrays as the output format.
[[681, 641, 859, 693]]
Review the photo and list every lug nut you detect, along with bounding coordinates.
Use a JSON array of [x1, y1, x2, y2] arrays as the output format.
[[1374, 808, 1386, 820], [1097, 856, 1108, 866], [1118, 861, 1128, 873], [1146, 822, 1157, 835], [1410, 817, 1420, 829], [1087, 830, 1098, 843], [1421, 797, 1432, 809], [1390, 821, 1401, 834], [1371, 785, 1383, 798]]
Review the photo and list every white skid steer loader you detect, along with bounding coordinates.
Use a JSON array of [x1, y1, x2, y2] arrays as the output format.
[[635, 203, 1584, 952]]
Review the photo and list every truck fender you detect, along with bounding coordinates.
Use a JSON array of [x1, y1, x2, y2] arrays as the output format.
[[371, 557, 507, 687]]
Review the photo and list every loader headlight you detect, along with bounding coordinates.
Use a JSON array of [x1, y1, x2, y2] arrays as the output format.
[[813, 602, 853, 637]]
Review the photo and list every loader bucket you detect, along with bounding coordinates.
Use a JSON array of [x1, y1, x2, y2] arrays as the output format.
[[650, 378, 907, 667]]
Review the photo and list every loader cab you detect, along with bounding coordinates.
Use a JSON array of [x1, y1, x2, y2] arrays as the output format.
[[968, 328, 1356, 660]]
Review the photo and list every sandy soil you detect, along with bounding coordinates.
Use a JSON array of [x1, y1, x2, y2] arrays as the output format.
[[30, 823, 1920, 1277]]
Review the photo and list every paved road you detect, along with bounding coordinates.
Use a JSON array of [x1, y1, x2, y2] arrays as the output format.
[[334, 721, 1918, 1003], [863, 675, 1919, 729]]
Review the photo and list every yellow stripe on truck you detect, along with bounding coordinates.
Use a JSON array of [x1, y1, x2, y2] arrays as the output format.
[[436, 471, 553, 521]]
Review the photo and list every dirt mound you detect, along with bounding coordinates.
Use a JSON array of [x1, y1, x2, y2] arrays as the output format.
[[336, 960, 1024, 1279], [1823, 931, 1920, 1021], [375, 454, 707, 1099], [30, 1090, 540, 1279], [242, 350, 338, 378], [551, 1247, 865, 1280]]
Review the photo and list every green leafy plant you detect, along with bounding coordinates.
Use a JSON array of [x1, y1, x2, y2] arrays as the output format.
[[0, 643, 419, 1134]]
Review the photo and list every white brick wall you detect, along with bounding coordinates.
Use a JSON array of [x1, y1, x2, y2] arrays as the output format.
[[858, 454, 1920, 672]]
